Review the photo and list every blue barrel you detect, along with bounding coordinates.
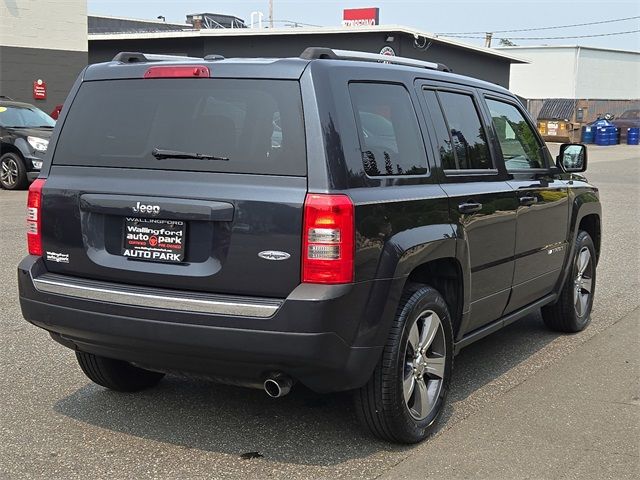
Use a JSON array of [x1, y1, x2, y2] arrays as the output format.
[[628, 127, 640, 145], [609, 127, 620, 145], [595, 127, 609, 145], [581, 126, 595, 144]]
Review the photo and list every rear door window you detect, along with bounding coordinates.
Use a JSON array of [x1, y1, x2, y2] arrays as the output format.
[[349, 83, 428, 176], [430, 91, 492, 171], [53, 79, 306, 176]]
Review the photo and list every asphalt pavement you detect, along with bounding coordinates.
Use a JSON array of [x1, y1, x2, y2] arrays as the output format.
[[1, 144, 638, 479]]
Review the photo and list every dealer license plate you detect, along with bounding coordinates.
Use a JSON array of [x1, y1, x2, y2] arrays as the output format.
[[122, 217, 186, 263]]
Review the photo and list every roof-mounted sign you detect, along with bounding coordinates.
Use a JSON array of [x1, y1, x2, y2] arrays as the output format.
[[342, 7, 379, 27]]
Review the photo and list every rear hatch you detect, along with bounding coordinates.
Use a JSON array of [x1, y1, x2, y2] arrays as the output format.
[[41, 70, 307, 298]]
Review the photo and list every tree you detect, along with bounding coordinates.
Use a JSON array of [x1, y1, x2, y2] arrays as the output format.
[[499, 38, 517, 47], [384, 152, 393, 175]]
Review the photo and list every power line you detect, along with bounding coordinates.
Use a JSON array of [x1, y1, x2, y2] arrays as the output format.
[[443, 29, 640, 40], [437, 15, 640, 35]]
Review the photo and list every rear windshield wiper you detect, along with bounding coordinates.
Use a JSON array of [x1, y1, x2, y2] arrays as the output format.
[[152, 148, 229, 161]]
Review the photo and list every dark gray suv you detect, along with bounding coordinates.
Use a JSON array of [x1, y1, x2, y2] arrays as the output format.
[[18, 49, 601, 443]]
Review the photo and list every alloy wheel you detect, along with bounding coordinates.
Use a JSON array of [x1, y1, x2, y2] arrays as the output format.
[[574, 246, 593, 317], [0, 157, 19, 188], [403, 309, 446, 420]]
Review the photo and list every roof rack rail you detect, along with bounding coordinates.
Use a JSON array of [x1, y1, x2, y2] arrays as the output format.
[[300, 47, 451, 72], [111, 52, 202, 63]]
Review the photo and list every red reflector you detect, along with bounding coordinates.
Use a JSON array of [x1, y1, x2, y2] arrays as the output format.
[[27, 178, 46, 256], [302, 194, 354, 284], [144, 65, 210, 78]]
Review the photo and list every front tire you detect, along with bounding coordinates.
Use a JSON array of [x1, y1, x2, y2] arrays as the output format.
[[76, 352, 165, 392], [542, 230, 596, 333], [354, 285, 454, 444], [0, 152, 28, 190]]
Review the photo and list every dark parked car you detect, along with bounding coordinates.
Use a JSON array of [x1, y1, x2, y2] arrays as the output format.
[[612, 109, 640, 136], [0, 98, 55, 189], [18, 49, 601, 444]]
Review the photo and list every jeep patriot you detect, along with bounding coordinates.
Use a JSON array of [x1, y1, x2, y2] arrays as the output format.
[[18, 48, 601, 443]]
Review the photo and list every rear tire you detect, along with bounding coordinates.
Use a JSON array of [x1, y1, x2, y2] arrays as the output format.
[[0, 152, 28, 190], [354, 284, 454, 444], [76, 352, 165, 392], [542, 230, 596, 333]]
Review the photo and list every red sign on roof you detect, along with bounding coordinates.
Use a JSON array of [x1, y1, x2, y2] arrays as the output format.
[[342, 7, 379, 27]]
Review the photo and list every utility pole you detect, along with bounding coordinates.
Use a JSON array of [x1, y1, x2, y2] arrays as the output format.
[[269, 0, 273, 28], [484, 32, 493, 48]]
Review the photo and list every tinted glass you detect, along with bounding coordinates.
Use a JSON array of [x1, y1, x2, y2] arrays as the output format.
[[437, 92, 491, 170], [486, 99, 545, 170], [423, 90, 456, 170], [0, 105, 55, 128], [53, 79, 306, 176], [350, 83, 428, 176]]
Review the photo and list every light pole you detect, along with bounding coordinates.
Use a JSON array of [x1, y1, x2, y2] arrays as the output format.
[[269, 0, 273, 28]]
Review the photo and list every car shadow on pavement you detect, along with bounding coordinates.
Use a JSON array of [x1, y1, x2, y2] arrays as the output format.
[[53, 311, 558, 466]]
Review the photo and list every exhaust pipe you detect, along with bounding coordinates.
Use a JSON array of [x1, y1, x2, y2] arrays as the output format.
[[263, 373, 293, 398]]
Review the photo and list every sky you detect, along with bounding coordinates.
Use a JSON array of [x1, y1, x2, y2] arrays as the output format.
[[87, 0, 640, 50]]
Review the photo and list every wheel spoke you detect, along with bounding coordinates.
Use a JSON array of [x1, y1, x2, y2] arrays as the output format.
[[578, 292, 588, 317], [425, 355, 445, 379], [577, 249, 590, 275], [408, 322, 420, 354], [403, 369, 416, 402], [581, 277, 593, 294], [418, 313, 439, 351], [412, 378, 431, 418]]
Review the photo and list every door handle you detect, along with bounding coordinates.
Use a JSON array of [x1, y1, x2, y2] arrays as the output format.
[[458, 202, 483, 214], [519, 196, 538, 206]]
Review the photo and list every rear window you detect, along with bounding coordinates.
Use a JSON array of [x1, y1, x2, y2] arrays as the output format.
[[53, 79, 306, 176]]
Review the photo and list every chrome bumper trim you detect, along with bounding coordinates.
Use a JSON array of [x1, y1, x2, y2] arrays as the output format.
[[32, 275, 281, 318]]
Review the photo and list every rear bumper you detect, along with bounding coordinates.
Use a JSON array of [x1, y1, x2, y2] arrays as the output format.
[[18, 256, 398, 393]]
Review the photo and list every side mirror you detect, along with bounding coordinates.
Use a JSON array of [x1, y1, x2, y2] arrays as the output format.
[[557, 143, 587, 173]]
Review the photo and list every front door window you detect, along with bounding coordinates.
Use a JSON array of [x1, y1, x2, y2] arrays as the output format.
[[486, 99, 545, 170]]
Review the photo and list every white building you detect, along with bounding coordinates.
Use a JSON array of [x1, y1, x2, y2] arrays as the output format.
[[496, 45, 639, 100], [495, 45, 640, 126]]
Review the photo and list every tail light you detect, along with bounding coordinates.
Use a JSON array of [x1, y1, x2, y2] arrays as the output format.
[[27, 179, 45, 256], [302, 194, 354, 284]]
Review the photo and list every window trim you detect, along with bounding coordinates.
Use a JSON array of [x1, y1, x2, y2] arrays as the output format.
[[348, 80, 430, 179], [483, 94, 550, 172]]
